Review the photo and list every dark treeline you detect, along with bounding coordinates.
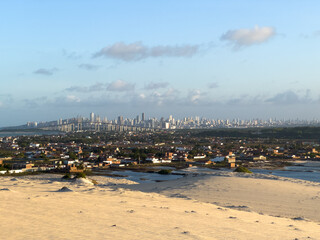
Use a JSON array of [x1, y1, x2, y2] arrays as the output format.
[[179, 127, 320, 140]]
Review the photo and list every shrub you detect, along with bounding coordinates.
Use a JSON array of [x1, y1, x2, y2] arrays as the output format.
[[74, 172, 86, 178], [234, 166, 252, 174], [91, 179, 98, 185], [158, 169, 172, 175], [62, 173, 72, 179]]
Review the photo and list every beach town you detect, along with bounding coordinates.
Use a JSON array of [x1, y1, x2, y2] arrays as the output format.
[[1, 129, 320, 239]]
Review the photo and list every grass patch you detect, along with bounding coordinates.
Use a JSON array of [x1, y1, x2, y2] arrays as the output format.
[[62, 173, 72, 179], [158, 169, 172, 175], [234, 166, 252, 174], [74, 172, 87, 178], [91, 179, 98, 185]]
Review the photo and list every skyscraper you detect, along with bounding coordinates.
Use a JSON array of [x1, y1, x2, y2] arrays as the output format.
[[90, 112, 95, 122], [142, 113, 145, 122], [118, 116, 124, 125]]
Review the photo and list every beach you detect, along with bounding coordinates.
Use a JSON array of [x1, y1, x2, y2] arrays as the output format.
[[1, 173, 320, 240]]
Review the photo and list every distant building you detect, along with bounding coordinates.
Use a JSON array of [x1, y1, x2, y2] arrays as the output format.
[[145, 157, 160, 163], [90, 112, 95, 122], [118, 116, 124, 125], [162, 122, 170, 129]]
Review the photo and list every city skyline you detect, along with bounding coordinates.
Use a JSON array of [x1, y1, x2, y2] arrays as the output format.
[[1, 1, 320, 127], [19, 112, 320, 132]]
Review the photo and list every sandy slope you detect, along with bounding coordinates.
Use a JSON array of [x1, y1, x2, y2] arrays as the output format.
[[127, 172, 320, 222], [1, 174, 320, 240]]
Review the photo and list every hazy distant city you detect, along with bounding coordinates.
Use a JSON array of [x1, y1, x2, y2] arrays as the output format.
[[19, 112, 320, 132]]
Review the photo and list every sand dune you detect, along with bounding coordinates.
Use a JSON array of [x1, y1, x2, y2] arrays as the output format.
[[1, 174, 320, 240], [127, 172, 320, 222]]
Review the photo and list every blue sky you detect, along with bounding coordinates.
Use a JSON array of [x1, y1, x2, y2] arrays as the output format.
[[1, 1, 320, 126]]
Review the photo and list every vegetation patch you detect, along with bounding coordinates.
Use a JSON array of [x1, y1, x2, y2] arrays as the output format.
[[91, 179, 98, 185], [62, 173, 72, 179], [234, 166, 252, 174], [74, 172, 87, 178], [158, 169, 172, 175]]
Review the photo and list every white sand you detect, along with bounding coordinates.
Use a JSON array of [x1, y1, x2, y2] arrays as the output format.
[[128, 172, 320, 222], [1, 173, 320, 240]]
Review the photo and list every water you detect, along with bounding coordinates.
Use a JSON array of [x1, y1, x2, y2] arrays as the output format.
[[96, 161, 320, 184], [97, 170, 183, 183], [179, 163, 320, 183], [252, 161, 320, 183]]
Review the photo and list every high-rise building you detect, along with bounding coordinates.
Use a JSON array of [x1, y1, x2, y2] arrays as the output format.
[[162, 122, 170, 129], [142, 113, 145, 122], [118, 116, 124, 125], [90, 112, 95, 122]]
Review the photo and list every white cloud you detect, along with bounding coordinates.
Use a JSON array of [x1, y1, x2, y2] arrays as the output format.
[[94, 42, 200, 61], [150, 45, 199, 57], [221, 25, 276, 49], [208, 82, 219, 89], [107, 80, 135, 92], [144, 82, 169, 90], [129, 88, 179, 107], [266, 90, 312, 105], [187, 89, 206, 104], [138, 93, 146, 99], [62, 49, 82, 60], [33, 68, 58, 76], [66, 95, 80, 103], [94, 42, 146, 61], [24, 97, 48, 108], [78, 64, 101, 71], [313, 30, 320, 37], [66, 83, 106, 93], [17, 87, 320, 122]]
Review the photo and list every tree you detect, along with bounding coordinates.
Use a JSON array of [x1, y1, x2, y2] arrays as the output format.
[[68, 152, 77, 160]]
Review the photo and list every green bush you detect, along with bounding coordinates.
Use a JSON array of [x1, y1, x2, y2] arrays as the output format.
[[158, 169, 172, 175], [234, 166, 252, 173], [74, 172, 86, 178], [62, 173, 72, 179], [91, 179, 98, 185]]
